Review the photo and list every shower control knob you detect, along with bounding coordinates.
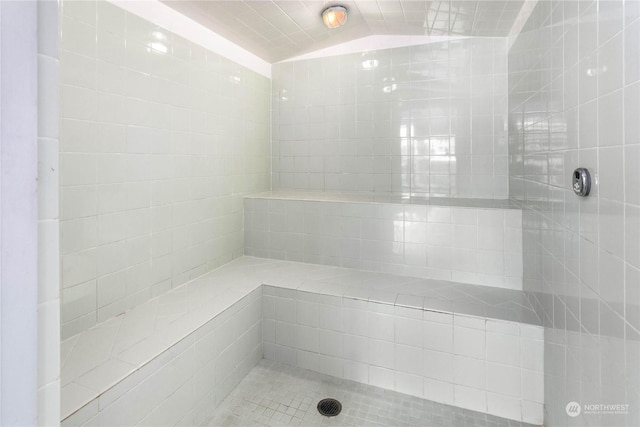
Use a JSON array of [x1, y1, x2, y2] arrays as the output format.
[[572, 167, 591, 197]]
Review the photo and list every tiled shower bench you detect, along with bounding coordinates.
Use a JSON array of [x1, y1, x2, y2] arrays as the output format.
[[62, 257, 543, 426]]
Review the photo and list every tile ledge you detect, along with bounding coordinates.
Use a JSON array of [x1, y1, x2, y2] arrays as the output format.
[[245, 190, 521, 210]]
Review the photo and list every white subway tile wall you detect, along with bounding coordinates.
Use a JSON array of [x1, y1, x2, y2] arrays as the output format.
[[262, 286, 544, 424], [245, 196, 523, 289], [509, 1, 640, 426], [271, 38, 509, 199], [59, 0, 270, 339]]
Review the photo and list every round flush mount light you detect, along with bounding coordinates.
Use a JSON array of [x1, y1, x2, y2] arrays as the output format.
[[322, 5, 348, 29]]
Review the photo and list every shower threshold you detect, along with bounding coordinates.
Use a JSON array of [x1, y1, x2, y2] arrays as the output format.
[[205, 359, 538, 427]]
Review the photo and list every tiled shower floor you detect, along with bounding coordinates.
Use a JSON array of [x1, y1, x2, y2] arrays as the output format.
[[206, 360, 535, 427]]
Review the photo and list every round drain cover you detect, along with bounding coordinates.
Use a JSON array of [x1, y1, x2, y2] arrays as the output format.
[[317, 398, 342, 417]]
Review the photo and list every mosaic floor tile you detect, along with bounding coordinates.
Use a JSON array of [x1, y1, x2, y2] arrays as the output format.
[[207, 359, 536, 427]]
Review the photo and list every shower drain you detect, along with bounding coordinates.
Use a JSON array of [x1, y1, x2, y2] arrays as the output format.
[[317, 398, 342, 417]]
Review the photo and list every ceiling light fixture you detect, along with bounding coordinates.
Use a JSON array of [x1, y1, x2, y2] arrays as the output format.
[[322, 5, 348, 29]]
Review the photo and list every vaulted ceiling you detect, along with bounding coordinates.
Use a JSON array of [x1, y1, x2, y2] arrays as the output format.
[[162, 1, 525, 63]]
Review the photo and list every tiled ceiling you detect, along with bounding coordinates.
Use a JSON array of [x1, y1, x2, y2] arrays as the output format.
[[162, 1, 525, 63]]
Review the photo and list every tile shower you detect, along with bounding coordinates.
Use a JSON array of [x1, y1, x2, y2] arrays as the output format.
[[53, 1, 639, 427]]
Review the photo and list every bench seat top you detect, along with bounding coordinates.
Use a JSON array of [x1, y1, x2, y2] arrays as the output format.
[[61, 256, 540, 420]]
